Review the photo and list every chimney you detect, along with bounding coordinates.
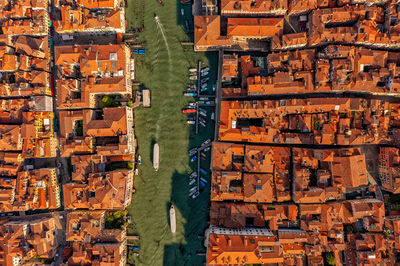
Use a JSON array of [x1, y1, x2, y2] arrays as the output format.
[[227, 237, 231, 246], [244, 237, 248, 246]]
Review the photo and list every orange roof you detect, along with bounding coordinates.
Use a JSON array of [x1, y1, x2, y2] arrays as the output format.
[[221, 0, 287, 15], [218, 98, 397, 145], [68, 241, 125, 265], [194, 16, 233, 51], [54, 5, 124, 33], [63, 169, 134, 210], [0, 217, 57, 265], [76, 0, 117, 8], [206, 227, 283, 265], [227, 18, 283, 38]]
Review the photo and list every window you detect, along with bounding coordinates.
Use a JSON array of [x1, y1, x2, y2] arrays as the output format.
[[255, 185, 262, 190], [109, 53, 117, 61], [89, 191, 96, 198]]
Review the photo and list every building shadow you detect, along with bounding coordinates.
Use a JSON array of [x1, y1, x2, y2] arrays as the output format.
[[163, 170, 209, 265], [150, 138, 156, 164], [176, 0, 194, 41]]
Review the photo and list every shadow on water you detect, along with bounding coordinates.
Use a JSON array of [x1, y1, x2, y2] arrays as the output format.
[[176, 0, 194, 42], [150, 138, 156, 164], [163, 171, 210, 265]]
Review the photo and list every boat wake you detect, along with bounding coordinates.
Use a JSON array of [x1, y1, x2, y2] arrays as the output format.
[[154, 14, 172, 66], [154, 14, 173, 139]]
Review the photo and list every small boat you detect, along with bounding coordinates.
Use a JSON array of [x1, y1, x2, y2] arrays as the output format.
[[201, 77, 209, 83], [182, 108, 196, 114], [212, 85, 216, 92], [199, 117, 206, 124], [189, 67, 197, 72], [201, 87, 208, 92], [187, 120, 195, 125], [184, 20, 190, 33], [204, 147, 211, 152], [181, 8, 184, 16], [189, 72, 197, 76], [200, 180, 206, 187], [184, 92, 196, 97], [189, 189, 196, 197], [188, 102, 197, 108], [200, 168, 207, 175], [188, 84, 196, 89], [191, 191, 200, 198], [189, 148, 197, 156], [189, 75, 197, 80], [181, 0, 191, 4], [187, 89, 196, 93], [170, 205, 176, 233], [189, 179, 196, 186], [211, 112, 215, 120], [201, 83, 207, 89], [201, 177, 208, 183], [187, 116, 196, 121], [198, 108, 206, 113], [200, 121, 206, 127], [199, 111, 207, 117], [189, 172, 197, 179], [201, 71, 209, 76], [202, 139, 211, 146], [189, 186, 197, 192], [137, 155, 142, 165], [153, 143, 159, 171], [191, 155, 197, 162], [201, 67, 209, 73]]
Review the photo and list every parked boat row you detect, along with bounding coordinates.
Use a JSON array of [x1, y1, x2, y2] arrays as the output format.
[[184, 63, 215, 200]]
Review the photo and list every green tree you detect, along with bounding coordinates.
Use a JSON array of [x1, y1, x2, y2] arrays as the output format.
[[325, 252, 336, 266], [101, 95, 113, 108], [75, 120, 83, 136]]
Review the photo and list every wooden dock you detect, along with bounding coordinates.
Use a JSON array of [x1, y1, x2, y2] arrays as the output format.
[[196, 141, 212, 193], [195, 60, 202, 135]]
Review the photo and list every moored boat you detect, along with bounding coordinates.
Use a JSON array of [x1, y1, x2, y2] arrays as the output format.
[[201, 77, 209, 83], [191, 191, 200, 198], [182, 108, 196, 114], [153, 143, 159, 171], [201, 67, 209, 73], [170, 205, 176, 233]]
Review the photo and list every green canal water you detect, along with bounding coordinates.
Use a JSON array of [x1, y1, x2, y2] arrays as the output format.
[[125, 0, 217, 265]]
